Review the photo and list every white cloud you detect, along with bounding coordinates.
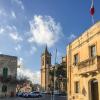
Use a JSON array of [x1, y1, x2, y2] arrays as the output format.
[[17, 57, 40, 84], [0, 28, 4, 34], [0, 9, 7, 17], [15, 44, 21, 51], [28, 15, 63, 47], [0, 9, 16, 19], [6, 25, 17, 32], [9, 32, 23, 42], [18, 57, 24, 67], [0, 51, 2, 54], [11, 11, 16, 18], [30, 46, 37, 54], [17, 67, 40, 84], [6, 25, 23, 43], [68, 34, 77, 42], [12, 0, 24, 10], [0, 25, 23, 42]]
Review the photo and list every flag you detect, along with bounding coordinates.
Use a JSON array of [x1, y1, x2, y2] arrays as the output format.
[[90, 0, 95, 16]]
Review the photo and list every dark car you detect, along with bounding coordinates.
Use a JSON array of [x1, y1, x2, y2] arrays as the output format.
[[32, 91, 42, 97], [16, 92, 24, 97]]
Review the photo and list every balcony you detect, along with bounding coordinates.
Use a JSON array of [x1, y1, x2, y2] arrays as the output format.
[[77, 56, 100, 75], [0, 75, 17, 83]]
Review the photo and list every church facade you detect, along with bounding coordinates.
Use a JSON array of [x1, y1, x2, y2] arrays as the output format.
[[41, 46, 67, 93], [41, 46, 51, 92]]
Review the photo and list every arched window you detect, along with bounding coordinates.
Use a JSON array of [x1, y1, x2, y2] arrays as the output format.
[[2, 85, 7, 92], [3, 68, 8, 78]]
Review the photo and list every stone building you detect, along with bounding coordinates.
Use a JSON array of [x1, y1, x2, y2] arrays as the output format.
[[67, 21, 100, 100], [0, 54, 17, 97], [41, 46, 67, 93], [41, 46, 51, 92]]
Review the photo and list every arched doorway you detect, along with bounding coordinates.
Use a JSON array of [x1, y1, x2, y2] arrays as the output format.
[[89, 79, 99, 100]]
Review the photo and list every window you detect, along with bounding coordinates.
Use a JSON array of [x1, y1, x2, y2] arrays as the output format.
[[3, 68, 8, 78], [74, 54, 79, 65], [42, 60, 44, 66], [47, 60, 49, 64], [2, 85, 7, 92], [90, 45, 96, 57], [74, 81, 80, 93]]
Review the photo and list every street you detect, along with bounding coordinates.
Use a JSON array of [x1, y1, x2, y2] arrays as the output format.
[[0, 95, 67, 100]]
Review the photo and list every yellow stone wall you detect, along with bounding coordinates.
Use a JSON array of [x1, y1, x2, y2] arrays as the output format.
[[41, 68, 46, 90], [41, 54, 46, 90], [41, 51, 51, 92], [67, 21, 100, 100]]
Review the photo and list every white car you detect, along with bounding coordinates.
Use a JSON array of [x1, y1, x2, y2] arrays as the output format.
[[28, 92, 36, 98], [23, 92, 29, 98]]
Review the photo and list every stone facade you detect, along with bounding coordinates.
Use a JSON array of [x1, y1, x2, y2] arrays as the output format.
[[0, 54, 17, 97], [41, 46, 51, 92], [41, 46, 67, 93], [67, 21, 100, 100]]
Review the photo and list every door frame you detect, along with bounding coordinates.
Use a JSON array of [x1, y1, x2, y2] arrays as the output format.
[[88, 78, 99, 100]]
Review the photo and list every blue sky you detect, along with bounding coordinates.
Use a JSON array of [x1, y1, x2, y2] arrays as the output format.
[[0, 0, 100, 83]]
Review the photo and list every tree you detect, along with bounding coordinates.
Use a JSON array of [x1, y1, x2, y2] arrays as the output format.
[[55, 64, 66, 93], [49, 64, 67, 93], [16, 76, 30, 92]]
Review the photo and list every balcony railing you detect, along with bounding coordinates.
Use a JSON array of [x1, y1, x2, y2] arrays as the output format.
[[0, 75, 17, 83], [77, 56, 100, 74]]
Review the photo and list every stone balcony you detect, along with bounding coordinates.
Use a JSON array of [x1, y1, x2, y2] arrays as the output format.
[[0, 75, 17, 83], [77, 56, 100, 75]]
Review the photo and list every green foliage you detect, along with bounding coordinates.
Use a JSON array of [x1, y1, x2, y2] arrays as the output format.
[[49, 64, 67, 92], [55, 64, 66, 78]]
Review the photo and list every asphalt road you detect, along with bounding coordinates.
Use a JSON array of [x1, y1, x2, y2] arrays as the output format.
[[0, 95, 67, 100]]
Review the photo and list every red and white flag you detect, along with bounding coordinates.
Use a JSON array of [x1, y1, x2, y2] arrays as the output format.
[[90, 0, 95, 16]]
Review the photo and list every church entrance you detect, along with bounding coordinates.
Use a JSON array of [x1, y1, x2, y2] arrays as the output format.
[[89, 79, 99, 100]]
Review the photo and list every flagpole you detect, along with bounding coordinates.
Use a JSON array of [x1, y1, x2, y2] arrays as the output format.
[[90, 0, 95, 25], [92, 15, 94, 25], [91, 0, 94, 24]]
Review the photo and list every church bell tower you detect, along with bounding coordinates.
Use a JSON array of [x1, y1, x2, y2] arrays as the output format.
[[41, 46, 51, 91]]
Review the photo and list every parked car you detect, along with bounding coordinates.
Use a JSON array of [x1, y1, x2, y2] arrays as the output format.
[[33, 91, 42, 97], [29, 91, 42, 98], [41, 91, 50, 95], [23, 92, 29, 98], [28, 92, 36, 98], [16, 92, 24, 97], [54, 91, 67, 96]]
